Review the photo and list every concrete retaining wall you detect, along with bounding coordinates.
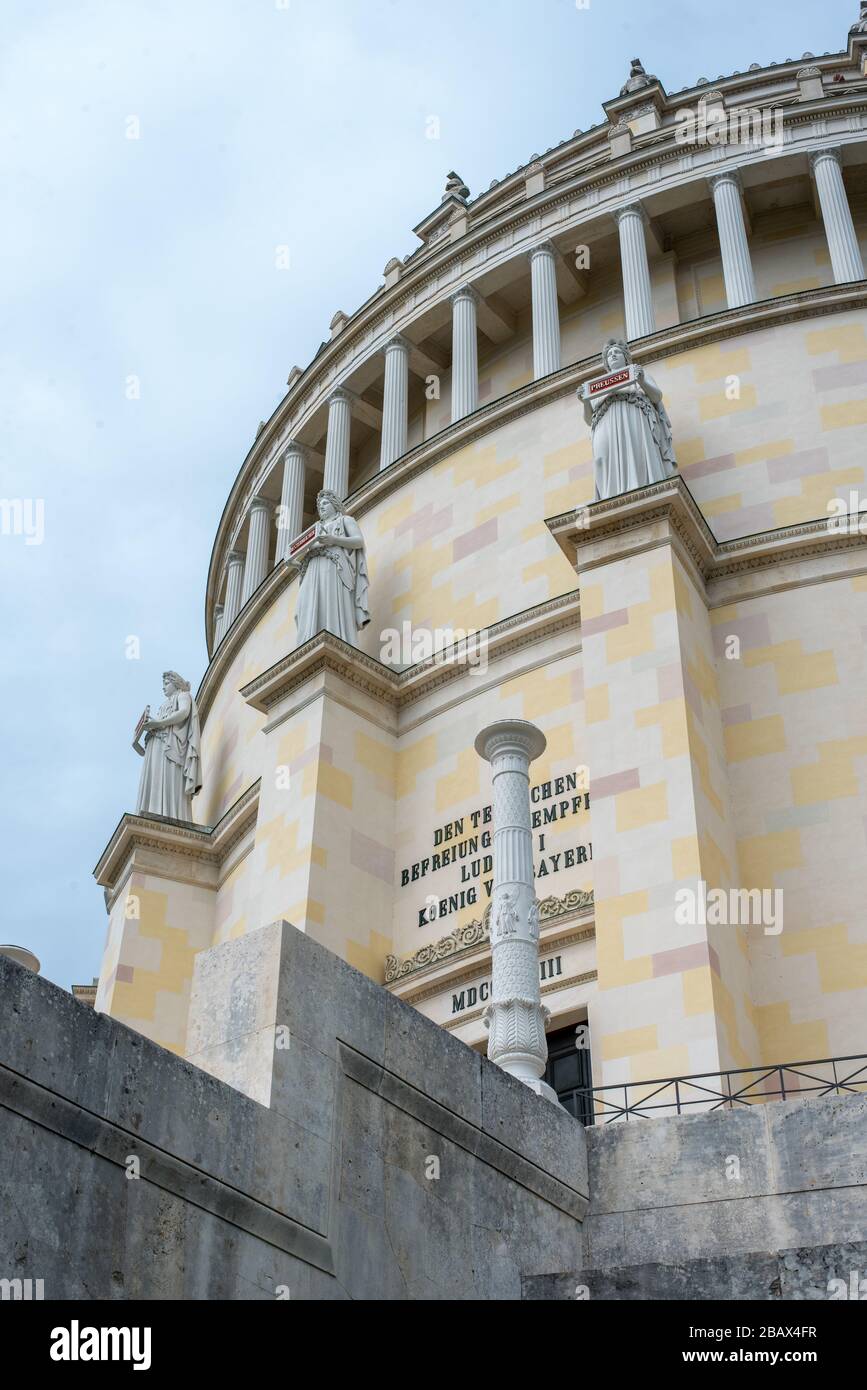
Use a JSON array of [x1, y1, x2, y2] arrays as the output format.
[[3, 921, 866, 1301], [0, 924, 588, 1300], [525, 1091, 867, 1300]]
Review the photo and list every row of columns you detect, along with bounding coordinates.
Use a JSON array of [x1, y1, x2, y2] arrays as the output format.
[[214, 146, 864, 649], [614, 146, 863, 335]]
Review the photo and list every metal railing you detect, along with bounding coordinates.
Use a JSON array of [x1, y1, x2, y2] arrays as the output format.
[[576, 1054, 867, 1123]]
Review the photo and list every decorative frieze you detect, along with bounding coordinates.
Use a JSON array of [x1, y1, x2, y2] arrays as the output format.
[[383, 887, 594, 984]]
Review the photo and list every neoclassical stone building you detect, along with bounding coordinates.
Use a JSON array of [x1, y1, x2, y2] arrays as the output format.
[[95, 12, 867, 1110]]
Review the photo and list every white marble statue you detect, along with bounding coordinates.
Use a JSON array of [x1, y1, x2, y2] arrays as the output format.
[[295, 489, 370, 648], [582, 339, 677, 500], [133, 671, 202, 821]]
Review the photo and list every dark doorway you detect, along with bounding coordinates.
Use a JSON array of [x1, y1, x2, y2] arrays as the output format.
[[544, 1022, 593, 1124]]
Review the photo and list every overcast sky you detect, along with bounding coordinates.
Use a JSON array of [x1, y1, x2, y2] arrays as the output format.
[[0, 0, 854, 991]]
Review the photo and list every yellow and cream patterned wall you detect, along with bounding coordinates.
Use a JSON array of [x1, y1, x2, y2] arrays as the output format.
[[96, 296, 867, 1079], [713, 573, 867, 1066]]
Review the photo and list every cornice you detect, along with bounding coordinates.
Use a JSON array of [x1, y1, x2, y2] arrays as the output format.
[[204, 100, 867, 627], [545, 476, 867, 597], [236, 590, 581, 721], [240, 632, 397, 715], [93, 779, 260, 890]]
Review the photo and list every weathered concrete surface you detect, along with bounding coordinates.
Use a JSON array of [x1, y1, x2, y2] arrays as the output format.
[[0, 923, 588, 1301], [4, 921, 866, 1302], [524, 1096, 867, 1300], [525, 1242, 867, 1301]]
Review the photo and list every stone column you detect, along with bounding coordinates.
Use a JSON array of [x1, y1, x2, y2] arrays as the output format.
[[240, 497, 272, 607], [450, 284, 479, 422], [615, 203, 656, 340], [528, 241, 561, 378], [474, 719, 559, 1104], [810, 148, 865, 285], [276, 442, 307, 560], [222, 550, 245, 630], [379, 335, 410, 470], [708, 171, 756, 308], [213, 604, 225, 648], [324, 388, 352, 499]]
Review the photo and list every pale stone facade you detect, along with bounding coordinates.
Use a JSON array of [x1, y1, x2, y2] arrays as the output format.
[[94, 22, 867, 1106]]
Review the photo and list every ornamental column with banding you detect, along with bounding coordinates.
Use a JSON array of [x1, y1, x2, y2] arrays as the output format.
[[528, 241, 561, 378], [450, 284, 479, 422], [708, 170, 756, 308], [222, 550, 245, 630], [276, 441, 307, 560], [240, 496, 272, 606], [614, 202, 655, 340], [474, 718, 559, 1104], [324, 387, 352, 499], [810, 147, 865, 285], [380, 335, 410, 469]]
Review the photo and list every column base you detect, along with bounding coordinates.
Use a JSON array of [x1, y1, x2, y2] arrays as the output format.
[[492, 1055, 563, 1107], [520, 1076, 562, 1107]]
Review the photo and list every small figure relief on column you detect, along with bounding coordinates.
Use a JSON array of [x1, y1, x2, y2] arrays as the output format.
[[580, 338, 678, 500], [527, 899, 540, 941], [492, 889, 520, 942], [294, 489, 370, 649], [132, 671, 202, 822]]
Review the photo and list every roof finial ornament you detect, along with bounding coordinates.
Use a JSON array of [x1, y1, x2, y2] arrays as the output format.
[[853, 1, 867, 32], [620, 56, 657, 95], [443, 170, 470, 201]]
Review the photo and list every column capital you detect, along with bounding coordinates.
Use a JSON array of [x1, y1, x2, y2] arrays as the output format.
[[249, 495, 272, 515], [526, 239, 557, 265], [708, 168, 744, 194], [450, 282, 480, 307], [809, 145, 843, 172], [383, 332, 411, 354], [474, 718, 547, 765], [613, 201, 648, 228], [282, 438, 308, 460], [327, 385, 353, 406], [226, 550, 245, 566]]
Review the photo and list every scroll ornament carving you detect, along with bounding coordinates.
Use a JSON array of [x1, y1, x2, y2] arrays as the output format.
[[383, 888, 593, 983]]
